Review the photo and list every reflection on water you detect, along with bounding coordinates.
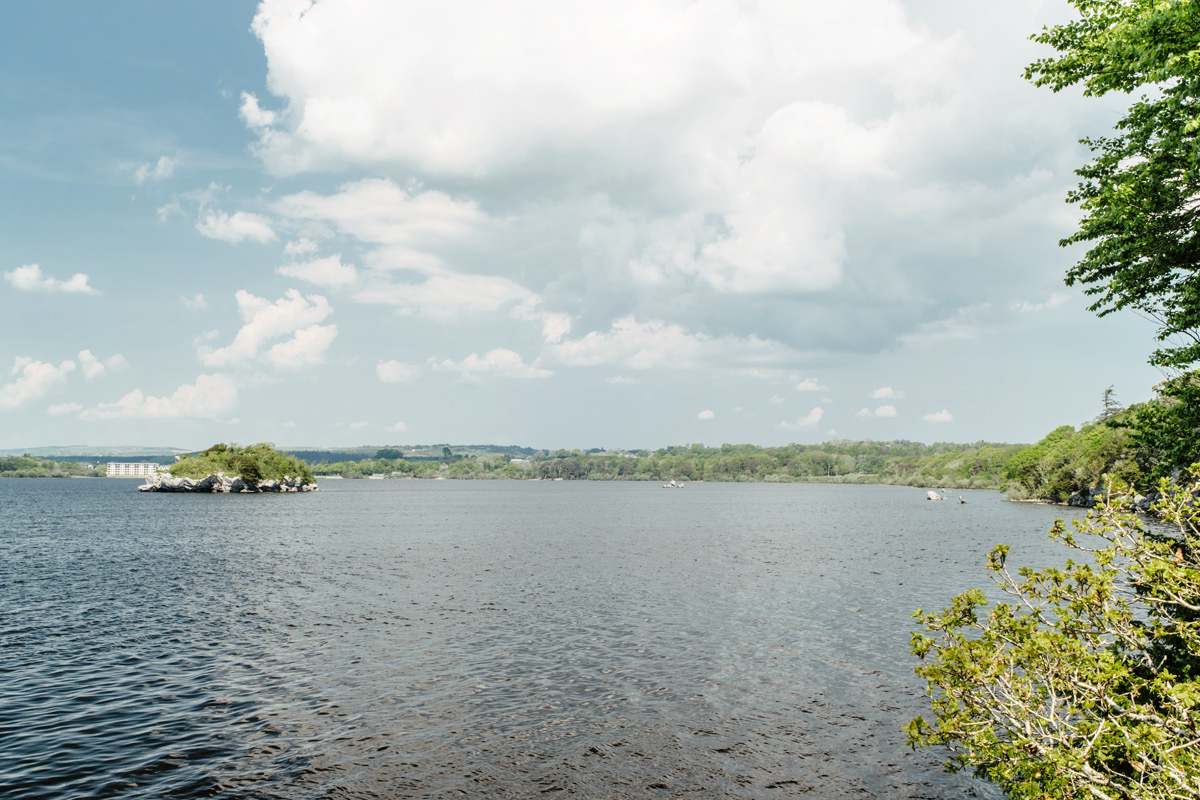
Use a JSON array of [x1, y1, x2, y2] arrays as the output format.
[[0, 478, 1084, 798]]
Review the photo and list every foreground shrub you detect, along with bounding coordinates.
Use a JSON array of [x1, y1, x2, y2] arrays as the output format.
[[908, 471, 1200, 799]]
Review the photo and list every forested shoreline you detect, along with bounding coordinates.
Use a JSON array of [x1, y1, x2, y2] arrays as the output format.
[[309, 440, 1025, 488]]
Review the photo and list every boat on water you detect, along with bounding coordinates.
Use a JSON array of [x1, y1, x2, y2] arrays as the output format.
[[662, 479, 685, 489]]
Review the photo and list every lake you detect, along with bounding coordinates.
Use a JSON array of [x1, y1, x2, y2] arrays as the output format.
[[0, 478, 1085, 799]]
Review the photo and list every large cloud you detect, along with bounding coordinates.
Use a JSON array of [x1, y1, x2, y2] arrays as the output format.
[[247, 0, 919, 178], [79, 374, 238, 420], [199, 289, 336, 368], [240, 0, 1120, 357], [0, 357, 76, 409], [245, 1, 920, 296]]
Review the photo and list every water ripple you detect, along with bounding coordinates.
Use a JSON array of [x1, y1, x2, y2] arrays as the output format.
[[0, 478, 1083, 798]]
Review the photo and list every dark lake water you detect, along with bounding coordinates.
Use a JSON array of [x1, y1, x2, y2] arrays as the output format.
[[0, 478, 1085, 799]]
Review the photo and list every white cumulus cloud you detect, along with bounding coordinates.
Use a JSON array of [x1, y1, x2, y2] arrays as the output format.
[[78, 350, 128, 381], [795, 377, 827, 392], [239, 91, 277, 128], [779, 407, 824, 431], [857, 404, 897, 418], [869, 386, 903, 399], [200, 289, 335, 369], [79, 374, 238, 420], [376, 360, 421, 384], [0, 358, 76, 409], [386, 420, 409, 433], [923, 409, 953, 423], [195, 210, 276, 243], [79, 376, 236, 422], [264, 324, 338, 369], [430, 349, 552, 380], [697, 409, 714, 420], [4, 264, 97, 294], [242, 0, 951, 296], [768, 394, 784, 405]]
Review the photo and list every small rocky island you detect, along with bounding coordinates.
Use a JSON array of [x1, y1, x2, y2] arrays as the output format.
[[139, 442, 318, 493]]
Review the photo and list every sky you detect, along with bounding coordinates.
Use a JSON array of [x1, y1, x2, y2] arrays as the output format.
[[0, 0, 1170, 451]]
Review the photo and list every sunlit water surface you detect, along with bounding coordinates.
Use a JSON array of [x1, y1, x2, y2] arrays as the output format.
[[0, 478, 1086, 799]]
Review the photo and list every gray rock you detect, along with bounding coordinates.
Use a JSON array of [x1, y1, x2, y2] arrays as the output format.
[[1068, 491, 1093, 508], [138, 469, 317, 493]]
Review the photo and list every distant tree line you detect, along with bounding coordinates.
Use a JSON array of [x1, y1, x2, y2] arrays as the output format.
[[0, 456, 104, 478], [306, 440, 1028, 488]]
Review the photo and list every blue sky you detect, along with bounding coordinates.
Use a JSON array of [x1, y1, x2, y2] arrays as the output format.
[[0, 0, 1167, 451]]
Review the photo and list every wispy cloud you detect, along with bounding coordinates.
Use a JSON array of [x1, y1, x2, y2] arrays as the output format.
[[376, 360, 421, 384], [196, 210, 276, 244], [430, 349, 552, 380], [180, 293, 208, 310], [133, 155, 177, 184], [1011, 292, 1071, 313]]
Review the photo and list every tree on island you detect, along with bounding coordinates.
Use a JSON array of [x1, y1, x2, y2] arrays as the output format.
[[170, 442, 314, 485]]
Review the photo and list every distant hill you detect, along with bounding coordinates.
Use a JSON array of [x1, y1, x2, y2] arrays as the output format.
[[285, 444, 539, 463], [0, 445, 192, 457], [0, 446, 191, 464]]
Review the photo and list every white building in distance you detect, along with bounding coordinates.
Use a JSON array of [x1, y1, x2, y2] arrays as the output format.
[[107, 462, 168, 477]]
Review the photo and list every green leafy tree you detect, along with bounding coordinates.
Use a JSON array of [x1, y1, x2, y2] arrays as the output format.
[[908, 473, 1200, 799], [1027, 0, 1200, 371], [1128, 373, 1200, 484]]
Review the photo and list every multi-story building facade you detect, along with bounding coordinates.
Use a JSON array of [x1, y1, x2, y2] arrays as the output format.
[[106, 462, 167, 477]]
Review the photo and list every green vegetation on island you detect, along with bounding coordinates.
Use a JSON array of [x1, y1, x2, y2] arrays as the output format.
[[170, 443, 315, 486]]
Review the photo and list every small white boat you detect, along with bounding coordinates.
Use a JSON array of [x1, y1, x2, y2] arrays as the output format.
[[662, 479, 685, 488]]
